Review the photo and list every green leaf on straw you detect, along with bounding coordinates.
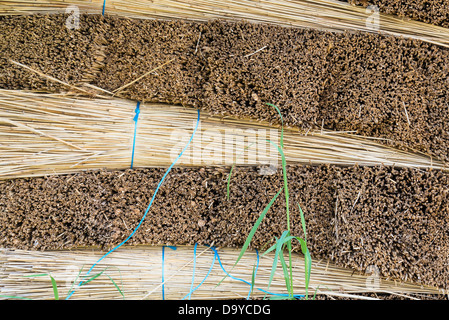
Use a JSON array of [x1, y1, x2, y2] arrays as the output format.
[[278, 246, 291, 295], [249, 264, 256, 299], [234, 187, 284, 266], [263, 234, 297, 256], [218, 187, 284, 288], [298, 203, 307, 242], [24, 273, 49, 278], [266, 230, 290, 292], [24, 273, 59, 300], [49, 275, 59, 300], [65, 265, 85, 299], [262, 236, 279, 257], [265, 103, 284, 149], [83, 270, 107, 285], [266, 139, 289, 228], [0, 295, 33, 300], [268, 295, 290, 300], [294, 236, 312, 299], [105, 274, 125, 299]]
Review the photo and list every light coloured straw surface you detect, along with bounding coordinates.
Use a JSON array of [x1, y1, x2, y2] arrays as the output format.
[[0, 89, 444, 180], [0, 245, 443, 300], [1, 0, 449, 48]]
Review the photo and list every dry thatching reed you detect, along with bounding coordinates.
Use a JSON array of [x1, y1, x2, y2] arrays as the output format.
[[1, 1, 448, 302], [0, 89, 443, 180], [0, 245, 443, 300], [1, 0, 449, 48]]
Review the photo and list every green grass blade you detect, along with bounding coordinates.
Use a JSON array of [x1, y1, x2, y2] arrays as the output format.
[[65, 265, 85, 299], [286, 239, 293, 298], [297, 203, 311, 298], [266, 139, 289, 228], [278, 245, 291, 296], [262, 244, 277, 257], [217, 187, 283, 289], [296, 237, 308, 255], [234, 187, 283, 266], [262, 234, 297, 256], [312, 285, 320, 300], [83, 270, 107, 285], [49, 275, 59, 300], [262, 241, 277, 256], [303, 248, 312, 299], [105, 274, 125, 299], [268, 295, 290, 300], [298, 203, 307, 242], [248, 264, 256, 299], [266, 230, 290, 292], [23, 273, 49, 278], [266, 103, 289, 232], [265, 103, 284, 149], [0, 295, 33, 300], [24, 273, 59, 300], [266, 103, 300, 298], [294, 236, 312, 299], [102, 266, 125, 297], [65, 265, 124, 299]]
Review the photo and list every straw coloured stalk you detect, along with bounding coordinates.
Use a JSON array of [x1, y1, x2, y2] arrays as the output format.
[[0, 89, 444, 180], [1, 0, 449, 48], [0, 245, 443, 300]]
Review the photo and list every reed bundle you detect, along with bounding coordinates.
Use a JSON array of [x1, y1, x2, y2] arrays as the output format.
[[1, 0, 449, 48], [0, 245, 443, 300], [0, 89, 443, 180]]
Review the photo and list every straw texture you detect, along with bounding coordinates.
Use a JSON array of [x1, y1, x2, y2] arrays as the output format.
[[0, 89, 444, 180], [0, 245, 443, 300], [1, 0, 449, 48]]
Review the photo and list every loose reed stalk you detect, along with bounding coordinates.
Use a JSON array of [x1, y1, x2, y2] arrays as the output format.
[[0, 89, 444, 180], [1, 0, 449, 48], [0, 245, 443, 300]]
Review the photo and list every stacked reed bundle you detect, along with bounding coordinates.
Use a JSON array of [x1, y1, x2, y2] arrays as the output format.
[[0, 2, 447, 302], [1, 0, 449, 48], [0, 89, 443, 180], [0, 245, 442, 300]]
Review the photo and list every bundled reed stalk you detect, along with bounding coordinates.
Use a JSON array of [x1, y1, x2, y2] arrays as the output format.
[[0, 89, 443, 180], [1, 0, 449, 48], [0, 245, 443, 300]]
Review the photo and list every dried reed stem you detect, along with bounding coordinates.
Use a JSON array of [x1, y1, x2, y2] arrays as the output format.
[[1, 0, 449, 48], [112, 58, 175, 95], [0, 246, 443, 300], [9, 60, 94, 96], [0, 89, 444, 180]]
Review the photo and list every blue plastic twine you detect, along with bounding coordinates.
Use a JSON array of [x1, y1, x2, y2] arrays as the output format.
[[211, 246, 304, 300], [182, 244, 216, 300], [186, 243, 198, 300], [102, 0, 106, 15], [182, 245, 295, 300], [130, 101, 140, 169], [65, 109, 201, 300], [162, 246, 177, 300]]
